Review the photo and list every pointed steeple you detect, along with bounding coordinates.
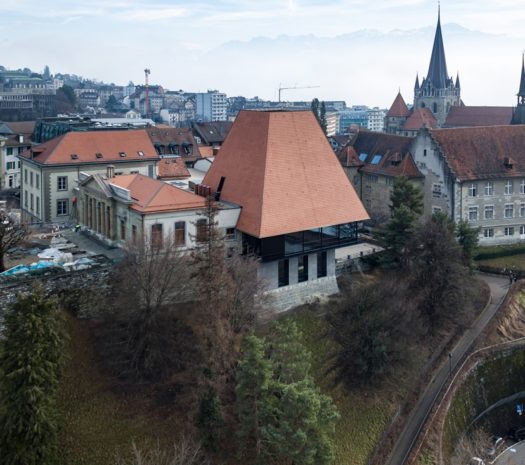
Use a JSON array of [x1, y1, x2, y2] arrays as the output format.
[[387, 91, 410, 118], [414, 73, 420, 90], [426, 5, 449, 89], [518, 53, 525, 103], [455, 72, 460, 89]]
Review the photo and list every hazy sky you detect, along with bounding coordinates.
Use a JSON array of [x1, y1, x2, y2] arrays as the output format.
[[1, 0, 525, 106]]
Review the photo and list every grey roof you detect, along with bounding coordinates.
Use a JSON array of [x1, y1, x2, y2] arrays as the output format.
[[414, 74, 420, 90], [426, 9, 449, 89], [0, 123, 13, 135]]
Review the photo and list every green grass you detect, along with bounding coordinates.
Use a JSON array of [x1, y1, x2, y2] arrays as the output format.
[[56, 313, 184, 465], [281, 307, 423, 465], [476, 253, 525, 272]]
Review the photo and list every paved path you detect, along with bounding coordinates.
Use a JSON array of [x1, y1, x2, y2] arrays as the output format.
[[494, 441, 525, 465], [63, 230, 125, 261], [384, 274, 509, 465]]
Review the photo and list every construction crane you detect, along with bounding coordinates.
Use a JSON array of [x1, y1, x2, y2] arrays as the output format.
[[278, 84, 320, 103], [144, 68, 151, 117]]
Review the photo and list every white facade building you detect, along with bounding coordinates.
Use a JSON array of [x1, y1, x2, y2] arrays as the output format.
[[195, 90, 227, 122]]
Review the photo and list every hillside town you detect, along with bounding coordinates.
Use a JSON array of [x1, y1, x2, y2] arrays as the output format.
[[1, 5, 525, 465]]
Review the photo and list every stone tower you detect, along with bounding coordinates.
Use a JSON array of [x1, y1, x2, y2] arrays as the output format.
[[512, 54, 525, 125], [414, 7, 461, 126]]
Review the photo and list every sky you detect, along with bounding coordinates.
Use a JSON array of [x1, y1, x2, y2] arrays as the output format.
[[1, 0, 525, 107]]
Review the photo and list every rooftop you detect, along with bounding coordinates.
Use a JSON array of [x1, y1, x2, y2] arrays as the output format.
[[19, 130, 159, 165], [202, 110, 369, 238], [444, 106, 513, 128]]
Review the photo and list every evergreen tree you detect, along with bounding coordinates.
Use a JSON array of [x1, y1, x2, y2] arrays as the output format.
[[235, 322, 339, 465], [0, 287, 66, 465], [266, 319, 311, 384], [378, 177, 424, 267], [320, 101, 327, 134], [235, 335, 272, 460], [311, 98, 320, 126], [456, 219, 480, 269]]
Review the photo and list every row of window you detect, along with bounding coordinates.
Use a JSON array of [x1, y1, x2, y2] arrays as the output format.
[[483, 226, 525, 238], [23, 191, 41, 215], [468, 180, 525, 197], [468, 204, 525, 221], [277, 252, 327, 288], [127, 220, 236, 248], [4, 147, 27, 156], [5, 161, 20, 170], [23, 169, 41, 189]]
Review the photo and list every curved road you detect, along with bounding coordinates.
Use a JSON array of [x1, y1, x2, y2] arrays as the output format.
[[384, 274, 509, 465], [494, 441, 525, 465]]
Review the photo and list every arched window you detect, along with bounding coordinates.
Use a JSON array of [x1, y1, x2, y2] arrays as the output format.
[[433, 102, 438, 113], [421, 102, 426, 108]]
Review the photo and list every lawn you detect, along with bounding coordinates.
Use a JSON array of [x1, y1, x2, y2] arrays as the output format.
[[476, 254, 525, 272], [281, 306, 426, 465], [475, 244, 525, 273], [56, 313, 185, 465]]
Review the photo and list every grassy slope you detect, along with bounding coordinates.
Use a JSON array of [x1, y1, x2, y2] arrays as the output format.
[[57, 313, 183, 465], [282, 307, 424, 465]]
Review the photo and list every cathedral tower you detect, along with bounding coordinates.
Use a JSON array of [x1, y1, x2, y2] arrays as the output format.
[[512, 54, 525, 125], [414, 7, 461, 126]]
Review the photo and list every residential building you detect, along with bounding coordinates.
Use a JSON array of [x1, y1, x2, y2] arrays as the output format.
[[192, 121, 233, 148], [367, 107, 386, 132], [411, 125, 525, 244], [337, 130, 423, 223], [18, 130, 160, 224], [145, 127, 202, 164], [0, 121, 34, 189], [195, 90, 227, 122], [202, 110, 369, 311], [77, 172, 240, 248], [325, 112, 339, 137]]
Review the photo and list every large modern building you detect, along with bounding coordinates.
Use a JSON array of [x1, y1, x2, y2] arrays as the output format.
[[195, 90, 228, 122], [202, 110, 369, 310]]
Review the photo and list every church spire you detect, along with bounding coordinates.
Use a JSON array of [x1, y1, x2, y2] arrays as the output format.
[[426, 4, 449, 89], [455, 72, 460, 89], [518, 53, 525, 104], [414, 73, 420, 90]]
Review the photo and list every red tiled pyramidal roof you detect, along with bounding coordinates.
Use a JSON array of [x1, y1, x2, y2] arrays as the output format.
[[202, 110, 369, 238], [387, 92, 410, 118], [110, 174, 205, 213]]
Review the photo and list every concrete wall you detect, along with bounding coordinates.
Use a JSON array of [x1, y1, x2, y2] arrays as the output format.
[[258, 249, 338, 312]]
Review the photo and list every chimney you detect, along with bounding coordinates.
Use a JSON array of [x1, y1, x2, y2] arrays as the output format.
[[107, 164, 115, 179]]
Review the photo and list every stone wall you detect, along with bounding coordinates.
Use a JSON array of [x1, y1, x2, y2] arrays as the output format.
[[262, 275, 339, 314], [0, 265, 112, 319]]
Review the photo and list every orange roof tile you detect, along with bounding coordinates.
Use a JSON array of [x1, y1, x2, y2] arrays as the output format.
[[387, 92, 410, 117], [19, 130, 158, 165], [202, 110, 369, 238], [402, 107, 437, 131], [157, 157, 191, 180], [111, 174, 205, 213]]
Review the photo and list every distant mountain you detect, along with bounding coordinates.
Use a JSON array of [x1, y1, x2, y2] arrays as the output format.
[[192, 24, 522, 107]]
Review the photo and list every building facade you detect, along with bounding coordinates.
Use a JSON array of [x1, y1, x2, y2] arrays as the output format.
[[18, 130, 160, 224], [202, 110, 369, 311], [411, 126, 525, 245], [195, 91, 228, 122]]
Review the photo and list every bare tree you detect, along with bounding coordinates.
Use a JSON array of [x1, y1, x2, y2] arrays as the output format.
[[102, 236, 195, 382], [0, 210, 29, 272], [116, 438, 209, 465], [450, 429, 491, 465]]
